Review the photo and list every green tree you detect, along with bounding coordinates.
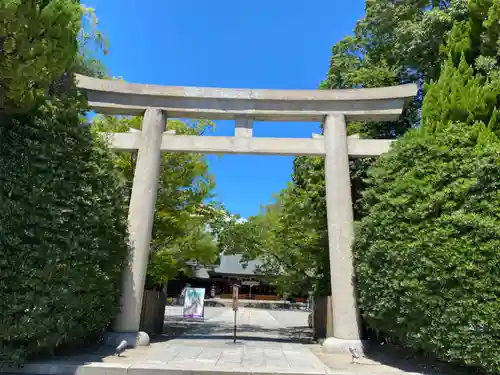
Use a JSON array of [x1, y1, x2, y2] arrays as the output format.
[[260, 0, 463, 297], [76, 5, 108, 78], [352, 0, 469, 83], [91, 115, 222, 286], [220, 185, 324, 296], [0, 0, 82, 112], [265, 0, 485, 300], [354, 1, 500, 371]]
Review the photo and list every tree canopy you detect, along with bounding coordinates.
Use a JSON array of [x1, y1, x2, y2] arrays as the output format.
[[0, 0, 82, 112], [91, 115, 225, 286]]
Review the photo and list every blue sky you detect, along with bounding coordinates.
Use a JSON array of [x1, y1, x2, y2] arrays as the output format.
[[85, 0, 365, 218]]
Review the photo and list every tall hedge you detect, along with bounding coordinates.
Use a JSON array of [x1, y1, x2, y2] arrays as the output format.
[[354, 3, 500, 371], [0, 83, 131, 365], [0, 0, 130, 366], [354, 123, 500, 372]]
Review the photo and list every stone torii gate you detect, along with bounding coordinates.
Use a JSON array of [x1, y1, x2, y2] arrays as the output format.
[[76, 74, 417, 353]]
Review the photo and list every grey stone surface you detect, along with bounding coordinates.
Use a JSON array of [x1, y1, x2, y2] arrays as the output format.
[[102, 132, 394, 158], [322, 337, 367, 355], [103, 331, 150, 348], [4, 308, 463, 375], [75, 74, 417, 121], [112, 108, 166, 333], [323, 114, 362, 344], [4, 308, 327, 375], [153, 307, 328, 373], [235, 117, 253, 137]]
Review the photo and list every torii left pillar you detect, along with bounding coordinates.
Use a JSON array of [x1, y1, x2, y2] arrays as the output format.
[[104, 108, 166, 348], [322, 113, 365, 354]]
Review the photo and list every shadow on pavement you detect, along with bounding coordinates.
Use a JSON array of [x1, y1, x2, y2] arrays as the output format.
[[159, 316, 314, 345], [362, 344, 486, 375], [9, 309, 313, 370]]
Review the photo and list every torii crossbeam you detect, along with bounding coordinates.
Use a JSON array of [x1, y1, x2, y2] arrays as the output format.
[[76, 74, 417, 353]]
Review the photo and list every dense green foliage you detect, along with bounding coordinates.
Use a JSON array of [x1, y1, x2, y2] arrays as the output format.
[[0, 84, 131, 366], [0, 0, 130, 365], [0, 0, 82, 112], [354, 1, 500, 372], [91, 115, 224, 286], [354, 123, 500, 372]]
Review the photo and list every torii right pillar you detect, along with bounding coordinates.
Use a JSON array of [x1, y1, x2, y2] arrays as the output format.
[[322, 113, 364, 353]]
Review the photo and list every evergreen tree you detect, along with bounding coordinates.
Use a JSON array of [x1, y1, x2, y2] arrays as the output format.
[[354, 1, 500, 372]]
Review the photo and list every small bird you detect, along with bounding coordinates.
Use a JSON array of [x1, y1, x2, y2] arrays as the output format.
[[348, 345, 359, 363], [115, 340, 128, 357]]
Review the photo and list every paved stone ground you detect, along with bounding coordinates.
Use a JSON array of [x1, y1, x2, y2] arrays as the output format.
[[151, 306, 326, 373], [4, 307, 471, 375], [6, 307, 327, 375], [162, 305, 311, 341], [207, 298, 309, 311]]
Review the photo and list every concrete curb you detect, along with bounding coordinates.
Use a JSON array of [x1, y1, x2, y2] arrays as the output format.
[[2, 362, 329, 375], [2, 362, 130, 375], [1, 361, 430, 375]]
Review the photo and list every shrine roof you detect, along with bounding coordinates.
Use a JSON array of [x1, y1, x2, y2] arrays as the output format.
[[213, 254, 263, 276]]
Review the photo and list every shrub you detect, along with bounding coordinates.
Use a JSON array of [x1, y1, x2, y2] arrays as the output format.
[[354, 122, 500, 373], [0, 78, 130, 365]]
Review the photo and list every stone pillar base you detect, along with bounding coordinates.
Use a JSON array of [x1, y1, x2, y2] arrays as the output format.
[[103, 331, 150, 348], [322, 337, 368, 355]]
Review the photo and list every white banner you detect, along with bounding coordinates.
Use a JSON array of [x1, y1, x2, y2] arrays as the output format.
[[182, 287, 205, 319]]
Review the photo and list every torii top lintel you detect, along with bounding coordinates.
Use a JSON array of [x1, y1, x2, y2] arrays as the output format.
[[76, 74, 417, 122]]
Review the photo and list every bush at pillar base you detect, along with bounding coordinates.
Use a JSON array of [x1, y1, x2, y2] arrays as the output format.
[[353, 123, 500, 374], [0, 87, 131, 365]]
